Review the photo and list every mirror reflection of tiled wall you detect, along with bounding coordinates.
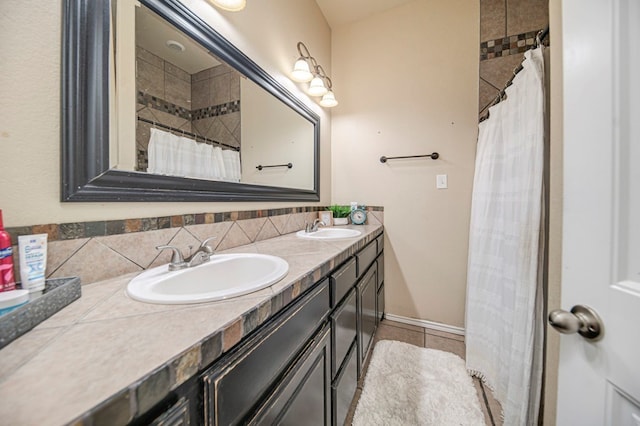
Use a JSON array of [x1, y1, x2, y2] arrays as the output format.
[[191, 63, 241, 150], [478, 0, 549, 117], [135, 47, 241, 171]]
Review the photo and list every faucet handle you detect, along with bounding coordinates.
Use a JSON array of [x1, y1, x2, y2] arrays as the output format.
[[156, 245, 187, 270], [199, 236, 217, 254]]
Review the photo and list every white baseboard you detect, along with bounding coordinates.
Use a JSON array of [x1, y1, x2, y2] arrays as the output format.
[[384, 313, 465, 336]]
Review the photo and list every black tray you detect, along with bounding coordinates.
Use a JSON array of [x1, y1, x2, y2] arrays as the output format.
[[0, 277, 81, 349]]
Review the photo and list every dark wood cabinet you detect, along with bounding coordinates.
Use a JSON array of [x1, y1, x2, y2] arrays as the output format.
[[132, 232, 384, 426], [202, 280, 330, 425], [357, 265, 377, 375], [331, 340, 358, 426], [150, 398, 191, 426], [330, 288, 357, 378], [376, 253, 385, 325], [249, 325, 331, 425], [330, 258, 357, 307]]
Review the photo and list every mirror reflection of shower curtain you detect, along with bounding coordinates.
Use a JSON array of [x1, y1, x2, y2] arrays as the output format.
[[465, 47, 545, 426], [147, 128, 240, 182]]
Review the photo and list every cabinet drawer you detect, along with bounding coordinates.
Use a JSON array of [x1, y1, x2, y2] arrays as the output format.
[[376, 253, 384, 289], [356, 241, 377, 277], [203, 280, 330, 426], [332, 340, 358, 426], [376, 234, 384, 254], [249, 325, 331, 426], [331, 288, 357, 379], [331, 258, 356, 306]]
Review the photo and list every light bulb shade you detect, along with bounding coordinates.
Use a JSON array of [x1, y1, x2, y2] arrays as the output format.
[[208, 0, 246, 11], [308, 76, 328, 96], [291, 59, 313, 82], [319, 91, 338, 107]]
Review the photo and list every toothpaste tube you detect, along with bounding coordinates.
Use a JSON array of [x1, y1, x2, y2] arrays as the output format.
[[18, 234, 47, 293]]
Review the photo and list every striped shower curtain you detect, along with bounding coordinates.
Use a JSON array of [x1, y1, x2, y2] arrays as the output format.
[[465, 47, 546, 425]]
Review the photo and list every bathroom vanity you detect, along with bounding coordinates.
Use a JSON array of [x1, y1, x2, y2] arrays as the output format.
[[0, 225, 384, 425]]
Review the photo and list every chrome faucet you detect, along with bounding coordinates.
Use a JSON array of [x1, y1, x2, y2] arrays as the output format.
[[156, 236, 216, 271], [305, 219, 326, 233]]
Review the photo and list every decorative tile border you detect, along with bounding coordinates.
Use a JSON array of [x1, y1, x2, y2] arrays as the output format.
[[480, 29, 547, 61], [137, 91, 240, 121], [138, 91, 191, 120], [192, 100, 241, 120], [5, 206, 384, 286], [6, 206, 384, 244]]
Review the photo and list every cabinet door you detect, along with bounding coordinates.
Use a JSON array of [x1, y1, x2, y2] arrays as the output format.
[[330, 288, 357, 379], [357, 267, 377, 376], [203, 280, 330, 426], [376, 254, 384, 326], [376, 253, 384, 290], [332, 340, 358, 426], [249, 325, 331, 426], [377, 283, 385, 325]]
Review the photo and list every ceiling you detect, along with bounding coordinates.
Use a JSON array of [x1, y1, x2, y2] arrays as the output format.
[[136, 4, 221, 74], [315, 0, 416, 28]]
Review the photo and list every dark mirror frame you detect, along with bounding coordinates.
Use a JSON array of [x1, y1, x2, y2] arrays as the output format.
[[61, 0, 320, 202]]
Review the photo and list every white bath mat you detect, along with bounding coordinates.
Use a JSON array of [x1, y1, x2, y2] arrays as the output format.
[[353, 340, 485, 426]]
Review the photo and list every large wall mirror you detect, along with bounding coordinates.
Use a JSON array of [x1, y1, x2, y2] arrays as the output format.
[[62, 0, 320, 202]]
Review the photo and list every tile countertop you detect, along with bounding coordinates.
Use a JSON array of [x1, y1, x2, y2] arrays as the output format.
[[0, 224, 382, 425]]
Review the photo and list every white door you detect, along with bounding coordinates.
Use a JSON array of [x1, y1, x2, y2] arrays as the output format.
[[556, 0, 640, 424]]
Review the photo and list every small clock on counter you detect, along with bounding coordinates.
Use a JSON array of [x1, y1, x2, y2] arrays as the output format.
[[350, 207, 367, 225]]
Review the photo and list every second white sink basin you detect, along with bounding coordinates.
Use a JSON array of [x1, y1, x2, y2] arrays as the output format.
[[127, 253, 289, 304], [296, 228, 362, 240]]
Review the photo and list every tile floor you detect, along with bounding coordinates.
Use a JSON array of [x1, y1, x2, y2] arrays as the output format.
[[345, 319, 503, 426]]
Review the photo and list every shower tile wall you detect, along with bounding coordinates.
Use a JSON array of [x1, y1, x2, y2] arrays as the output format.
[[136, 47, 193, 171], [135, 47, 241, 171], [478, 0, 548, 117], [191, 63, 241, 150]]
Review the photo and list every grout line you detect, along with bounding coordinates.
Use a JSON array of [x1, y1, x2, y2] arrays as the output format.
[[504, 0, 508, 37], [480, 76, 502, 91], [480, 380, 496, 426]]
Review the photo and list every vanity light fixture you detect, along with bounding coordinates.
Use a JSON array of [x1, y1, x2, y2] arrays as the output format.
[[208, 0, 246, 12], [291, 42, 338, 107]]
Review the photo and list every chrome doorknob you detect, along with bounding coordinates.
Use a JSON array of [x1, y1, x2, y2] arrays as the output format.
[[548, 305, 604, 341]]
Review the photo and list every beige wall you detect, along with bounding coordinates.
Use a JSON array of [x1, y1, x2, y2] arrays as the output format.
[[240, 78, 315, 189], [0, 0, 331, 227], [331, 0, 479, 327]]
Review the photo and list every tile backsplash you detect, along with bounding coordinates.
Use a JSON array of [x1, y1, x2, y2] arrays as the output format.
[[6, 206, 384, 286], [478, 0, 549, 117]]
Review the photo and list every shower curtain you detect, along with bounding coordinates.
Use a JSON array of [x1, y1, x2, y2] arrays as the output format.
[[465, 47, 545, 425], [147, 127, 241, 182]]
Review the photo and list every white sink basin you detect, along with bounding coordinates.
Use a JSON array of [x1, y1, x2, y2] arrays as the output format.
[[127, 253, 289, 304], [296, 228, 362, 240]]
